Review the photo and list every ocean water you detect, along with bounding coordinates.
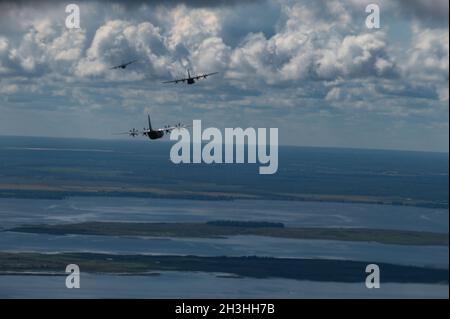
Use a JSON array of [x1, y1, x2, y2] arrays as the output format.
[[0, 272, 448, 299], [0, 196, 448, 298], [0, 197, 448, 232], [0, 137, 448, 298], [0, 197, 448, 270], [1, 232, 448, 269]]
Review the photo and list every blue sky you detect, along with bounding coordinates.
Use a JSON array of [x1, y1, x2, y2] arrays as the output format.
[[0, 0, 448, 152]]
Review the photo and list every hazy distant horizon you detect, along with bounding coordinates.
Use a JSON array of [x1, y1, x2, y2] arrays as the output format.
[[0, 134, 448, 154]]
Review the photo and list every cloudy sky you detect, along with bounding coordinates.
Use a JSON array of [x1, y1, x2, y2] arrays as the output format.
[[0, 0, 448, 152]]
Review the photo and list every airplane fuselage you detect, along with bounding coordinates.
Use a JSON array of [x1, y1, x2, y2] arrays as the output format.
[[146, 131, 164, 140], [187, 78, 195, 84]]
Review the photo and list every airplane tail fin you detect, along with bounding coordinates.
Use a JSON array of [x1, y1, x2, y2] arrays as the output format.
[[187, 69, 191, 78], [148, 114, 153, 131]]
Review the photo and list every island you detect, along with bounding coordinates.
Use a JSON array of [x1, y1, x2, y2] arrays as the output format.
[[7, 220, 449, 246], [0, 252, 447, 284]]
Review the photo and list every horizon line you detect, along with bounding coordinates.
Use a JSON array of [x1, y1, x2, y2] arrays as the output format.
[[0, 134, 448, 155]]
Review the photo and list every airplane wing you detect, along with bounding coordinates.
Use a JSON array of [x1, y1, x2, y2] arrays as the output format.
[[141, 129, 151, 134], [156, 126, 178, 132], [162, 78, 190, 84], [124, 59, 138, 66], [110, 59, 138, 69], [114, 128, 141, 137], [156, 124, 191, 132], [192, 72, 218, 80], [162, 72, 218, 83]]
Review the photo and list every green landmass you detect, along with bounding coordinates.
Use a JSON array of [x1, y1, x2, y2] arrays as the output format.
[[8, 221, 449, 246], [0, 186, 447, 208], [0, 252, 447, 284]]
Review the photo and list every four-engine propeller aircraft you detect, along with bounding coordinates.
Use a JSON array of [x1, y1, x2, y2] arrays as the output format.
[[163, 69, 218, 85], [116, 115, 189, 140], [110, 59, 138, 70], [112, 65, 213, 139]]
